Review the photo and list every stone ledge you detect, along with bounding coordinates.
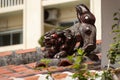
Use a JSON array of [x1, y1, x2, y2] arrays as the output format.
[[0, 48, 43, 66]]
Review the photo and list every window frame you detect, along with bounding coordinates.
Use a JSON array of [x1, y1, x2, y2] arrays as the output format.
[[0, 29, 23, 46]]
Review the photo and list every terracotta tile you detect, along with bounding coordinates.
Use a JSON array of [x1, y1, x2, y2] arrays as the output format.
[[85, 61, 94, 65], [0, 75, 11, 80], [6, 67, 39, 78], [0, 67, 13, 75], [47, 66, 64, 72], [96, 40, 102, 44], [0, 75, 4, 78], [6, 65, 16, 69], [52, 73, 68, 80], [56, 67, 65, 71], [0, 75, 7, 79], [36, 66, 65, 74], [6, 72, 24, 78], [16, 48, 36, 54], [7, 71, 37, 78], [0, 77, 11, 80], [26, 62, 36, 68], [9, 65, 29, 72], [24, 75, 39, 80], [0, 51, 12, 57], [21, 69, 40, 76]]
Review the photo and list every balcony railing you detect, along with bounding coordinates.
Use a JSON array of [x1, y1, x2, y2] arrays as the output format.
[[0, 0, 23, 8]]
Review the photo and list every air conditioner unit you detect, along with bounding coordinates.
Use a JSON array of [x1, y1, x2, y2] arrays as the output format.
[[44, 9, 59, 22]]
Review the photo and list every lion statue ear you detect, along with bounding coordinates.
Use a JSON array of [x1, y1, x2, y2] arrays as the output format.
[[75, 4, 90, 15], [76, 4, 96, 25]]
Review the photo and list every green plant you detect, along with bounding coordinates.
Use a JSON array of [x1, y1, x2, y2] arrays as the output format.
[[71, 49, 88, 80], [102, 9, 120, 80], [101, 69, 113, 80], [40, 58, 52, 65], [34, 58, 52, 70], [46, 69, 54, 80], [72, 49, 86, 70], [38, 35, 44, 47], [108, 9, 120, 64]]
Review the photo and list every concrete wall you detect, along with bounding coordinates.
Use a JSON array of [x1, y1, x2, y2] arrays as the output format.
[[101, 0, 120, 68]]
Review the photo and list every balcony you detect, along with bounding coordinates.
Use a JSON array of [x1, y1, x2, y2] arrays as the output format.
[[0, 0, 24, 14], [42, 0, 89, 8], [0, 0, 23, 8]]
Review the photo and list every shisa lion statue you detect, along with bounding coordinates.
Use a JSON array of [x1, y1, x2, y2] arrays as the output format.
[[40, 4, 96, 59]]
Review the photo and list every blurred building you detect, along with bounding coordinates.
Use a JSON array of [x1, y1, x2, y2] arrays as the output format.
[[0, 0, 92, 52]]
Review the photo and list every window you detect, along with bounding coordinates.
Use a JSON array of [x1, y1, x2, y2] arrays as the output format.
[[0, 29, 23, 46]]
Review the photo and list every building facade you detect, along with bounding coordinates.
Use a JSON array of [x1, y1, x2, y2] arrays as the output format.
[[0, 0, 101, 52], [0, 0, 42, 51]]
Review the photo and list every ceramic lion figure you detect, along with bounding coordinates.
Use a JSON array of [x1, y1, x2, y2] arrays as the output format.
[[40, 4, 96, 58]]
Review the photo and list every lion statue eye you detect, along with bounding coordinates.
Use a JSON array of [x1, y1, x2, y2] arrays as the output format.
[[85, 16, 89, 20]]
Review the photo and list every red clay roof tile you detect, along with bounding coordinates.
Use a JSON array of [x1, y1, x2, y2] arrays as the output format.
[[0, 47, 101, 80], [0, 51, 12, 57], [24, 75, 39, 80], [6, 72, 22, 78], [0, 77, 11, 80], [96, 40, 102, 44], [52, 73, 68, 80], [16, 48, 36, 54], [9, 65, 29, 72], [0, 67, 13, 75], [26, 62, 36, 68]]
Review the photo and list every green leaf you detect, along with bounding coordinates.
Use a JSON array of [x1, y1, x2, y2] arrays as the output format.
[[118, 62, 120, 64], [113, 12, 118, 17], [67, 56, 74, 62], [46, 75, 49, 80], [77, 49, 84, 56], [38, 35, 44, 47], [112, 24, 117, 29], [112, 29, 120, 33], [40, 58, 51, 65], [73, 63, 80, 70], [114, 17, 119, 20], [113, 37, 117, 40], [72, 73, 78, 79]]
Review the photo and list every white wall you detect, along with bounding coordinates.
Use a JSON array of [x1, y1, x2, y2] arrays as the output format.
[[90, 0, 101, 40], [42, 0, 79, 7], [59, 7, 77, 22], [8, 13, 23, 28], [24, 0, 43, 49], [101, 0, 120, 68], [0, 12, 23, 31]]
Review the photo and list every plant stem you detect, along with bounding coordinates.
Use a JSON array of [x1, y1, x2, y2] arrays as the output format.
[[107, 59, 110, 70]]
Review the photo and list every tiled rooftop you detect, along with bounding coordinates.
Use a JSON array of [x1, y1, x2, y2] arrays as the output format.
[[0, 62, 73, 80], [0, 40, 102, 80], [0, 61, 101, 80]]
